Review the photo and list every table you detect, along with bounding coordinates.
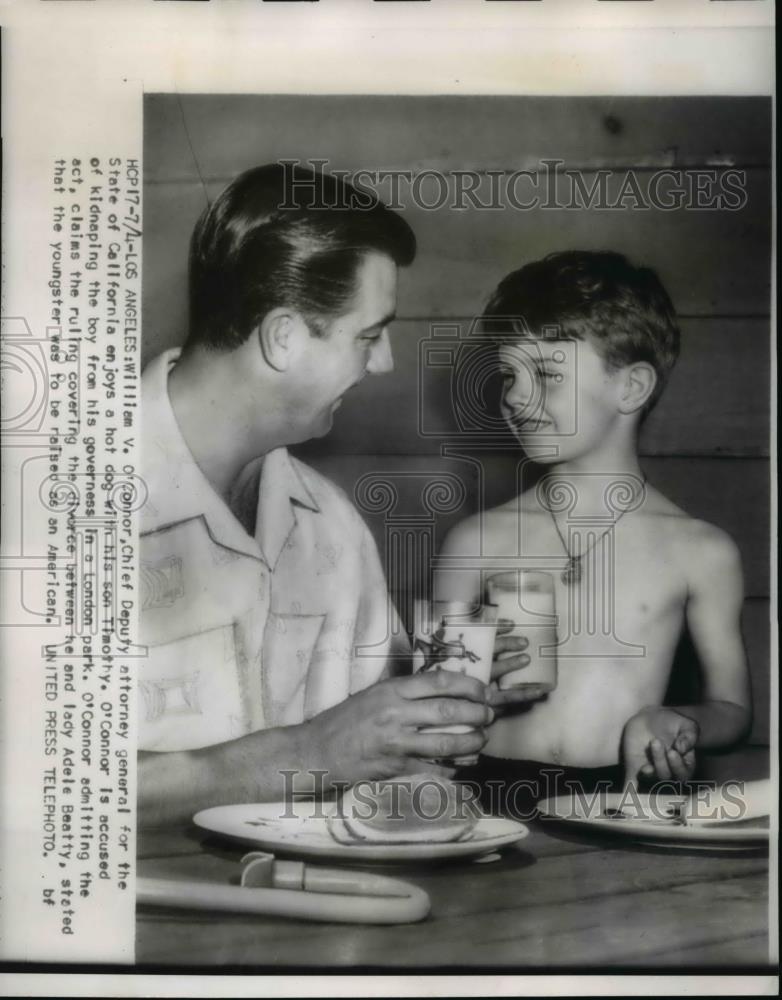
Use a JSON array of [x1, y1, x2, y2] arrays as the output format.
[[136, 818, 770, 969]]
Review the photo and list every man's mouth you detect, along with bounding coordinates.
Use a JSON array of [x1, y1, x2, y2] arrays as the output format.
[[333, 383, 359, 409], [332, 378, 366, 411]]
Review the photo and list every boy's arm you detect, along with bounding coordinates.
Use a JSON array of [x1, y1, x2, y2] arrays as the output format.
[[672, 524, 752, 742], [435, 515, 484, 604], [437, 516, 548, 710], [623, 525, 752, 783]]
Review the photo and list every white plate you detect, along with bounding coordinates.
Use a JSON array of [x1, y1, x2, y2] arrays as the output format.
[[537, 788, 770, 852], [193, 801, 529, 863]]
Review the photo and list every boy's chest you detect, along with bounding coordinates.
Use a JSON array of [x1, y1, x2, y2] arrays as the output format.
[[553, 567, 684, 661], [485, 513, 688, 653]]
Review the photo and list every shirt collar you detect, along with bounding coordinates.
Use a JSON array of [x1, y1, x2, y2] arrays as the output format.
[[141, 348, 320, 567], [236, 448, 320, 569]]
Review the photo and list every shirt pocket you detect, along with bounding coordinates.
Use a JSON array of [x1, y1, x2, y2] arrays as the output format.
[[139, 624, 246, 751], [262, 612, 326, 727]]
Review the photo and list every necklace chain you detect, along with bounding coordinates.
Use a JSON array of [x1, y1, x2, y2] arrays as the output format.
[[543, 475, 647, 585]]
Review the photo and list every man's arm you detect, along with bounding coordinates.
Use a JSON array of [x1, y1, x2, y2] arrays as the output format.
[[139, 724, 306, 827], [139, 670, 495, 826], [623, 525, 752, 783]]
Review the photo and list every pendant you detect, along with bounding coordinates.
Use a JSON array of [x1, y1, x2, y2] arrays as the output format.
[[561, 557, 582, 586]]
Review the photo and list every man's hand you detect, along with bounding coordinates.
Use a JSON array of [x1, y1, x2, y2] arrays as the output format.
[[622, 706, 699, 785], [299, 670, 494, 789], [488, 620, 550, 711]]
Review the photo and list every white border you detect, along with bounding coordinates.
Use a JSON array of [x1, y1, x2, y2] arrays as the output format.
[[0, 0, 776, 996]]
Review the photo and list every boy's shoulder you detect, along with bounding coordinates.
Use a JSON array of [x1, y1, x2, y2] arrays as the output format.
[[440, 492, 545, 558], [640, 484, 740, 558], [440, 500, 520, 556], [614, 485, 744, 588]]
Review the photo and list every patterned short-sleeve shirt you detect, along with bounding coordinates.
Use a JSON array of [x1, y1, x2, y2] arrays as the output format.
[[139, 349, 408, 751]]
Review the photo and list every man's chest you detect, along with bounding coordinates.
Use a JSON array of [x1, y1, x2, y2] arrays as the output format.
[[137, 517, 365, 748], [140, 518, 357, 626], [141, 519, 266, 642]]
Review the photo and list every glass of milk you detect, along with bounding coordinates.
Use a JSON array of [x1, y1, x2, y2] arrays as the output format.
[[412, 599, 499, 766], [486, 571, 558, 691]]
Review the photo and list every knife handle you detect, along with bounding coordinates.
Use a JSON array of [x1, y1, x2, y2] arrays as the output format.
[[136, 876, 430, 924]]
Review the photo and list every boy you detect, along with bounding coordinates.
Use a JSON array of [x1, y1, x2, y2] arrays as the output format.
[[438, 251, 752, 813]]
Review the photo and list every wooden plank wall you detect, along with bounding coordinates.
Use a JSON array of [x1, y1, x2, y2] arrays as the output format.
[[143, 95, 772, 744]]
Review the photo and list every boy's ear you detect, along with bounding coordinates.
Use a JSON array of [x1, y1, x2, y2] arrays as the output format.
[[257, 308, 307, 372], [618, 362, 657, 415]]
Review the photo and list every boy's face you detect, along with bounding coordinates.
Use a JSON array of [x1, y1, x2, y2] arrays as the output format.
[[497, 335, 624, 463]]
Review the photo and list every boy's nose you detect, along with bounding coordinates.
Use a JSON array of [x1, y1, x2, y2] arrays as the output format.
[[366, 328, 394, 375], [503, 367, 537, 411]]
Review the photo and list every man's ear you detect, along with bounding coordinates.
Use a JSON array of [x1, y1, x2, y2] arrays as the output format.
[[618, 362, 657, 415], [258, 308, 305, 372]]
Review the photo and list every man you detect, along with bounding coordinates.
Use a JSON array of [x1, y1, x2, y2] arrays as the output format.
[[139, 164, 531, 825]]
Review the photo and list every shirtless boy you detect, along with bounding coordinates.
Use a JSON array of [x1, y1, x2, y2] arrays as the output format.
[[438, 251, 752, 808]]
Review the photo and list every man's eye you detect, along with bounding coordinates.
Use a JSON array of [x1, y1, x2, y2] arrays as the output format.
[[536, 369, 561, 382]]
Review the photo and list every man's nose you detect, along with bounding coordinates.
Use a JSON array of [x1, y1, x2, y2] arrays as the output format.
[[366, 328, 394, 375]]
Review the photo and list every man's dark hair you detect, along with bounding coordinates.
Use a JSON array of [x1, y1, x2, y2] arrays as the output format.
[[482, 250, 680, 412], [187, 163, 416, 350]]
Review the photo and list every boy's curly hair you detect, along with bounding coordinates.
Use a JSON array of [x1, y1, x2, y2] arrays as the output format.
[[482, 250, 680, 413]]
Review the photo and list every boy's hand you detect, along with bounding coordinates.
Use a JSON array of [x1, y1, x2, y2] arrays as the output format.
[[489, 620, 550, 711], [622, 707, 699, 785]]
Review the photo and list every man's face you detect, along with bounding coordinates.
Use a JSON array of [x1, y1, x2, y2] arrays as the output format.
[[292, 251, 398, 440], [498, 335, 622, 464]]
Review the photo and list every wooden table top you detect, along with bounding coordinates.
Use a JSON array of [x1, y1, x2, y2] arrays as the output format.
[[136, 818, 770, 970]]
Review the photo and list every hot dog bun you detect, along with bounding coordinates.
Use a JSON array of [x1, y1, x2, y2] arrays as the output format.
[[327, 773, 481, 845]]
